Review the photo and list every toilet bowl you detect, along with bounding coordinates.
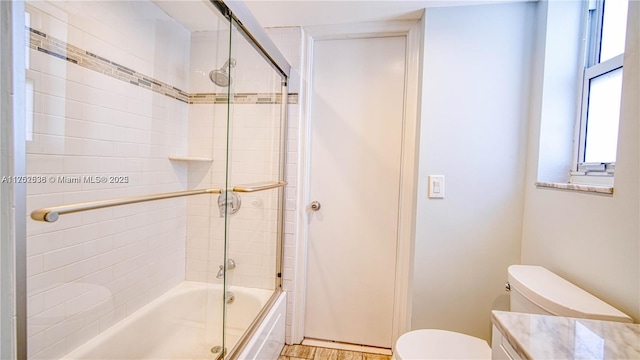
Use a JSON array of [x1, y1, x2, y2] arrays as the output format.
[[394, 265, 633, 359], [394, 329, 491, 360]]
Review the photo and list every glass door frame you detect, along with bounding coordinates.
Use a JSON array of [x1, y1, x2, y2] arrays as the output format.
[[217, 3, 290, 358], [2, 1, 27, 359]]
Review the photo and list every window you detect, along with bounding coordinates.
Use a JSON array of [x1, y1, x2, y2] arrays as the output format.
[[575, 0, 629, 176]]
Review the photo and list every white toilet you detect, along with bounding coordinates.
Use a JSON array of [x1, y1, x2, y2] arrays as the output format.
[[394, 265, 633, 359]]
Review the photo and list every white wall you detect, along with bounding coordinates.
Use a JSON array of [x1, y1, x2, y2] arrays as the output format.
[[261, 0, 639, 347], [521, 0, 640, 321], [534, 0, 584, 183], [411, 2, 535, 341]]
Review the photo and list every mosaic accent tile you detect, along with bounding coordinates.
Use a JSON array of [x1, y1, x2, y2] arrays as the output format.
[[28, 27, 190, 103], [27, 26, 298, 105], [188, 92, 298, 105]]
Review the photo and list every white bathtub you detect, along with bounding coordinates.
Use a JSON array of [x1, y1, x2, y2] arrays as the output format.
[[63, 281, 276, 359]]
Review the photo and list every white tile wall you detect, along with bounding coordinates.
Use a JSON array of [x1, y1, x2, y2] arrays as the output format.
[[25, 1, 190, 358], [23, 1, 301, 356], [184, 103, 225, 283], [265, 26, 303, 345], [185, 30, 284, 290], [189, 31, 231, 95]]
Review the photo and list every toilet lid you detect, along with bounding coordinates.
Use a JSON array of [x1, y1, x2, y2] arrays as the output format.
[[507, 265, 632, 322], [394, 329, 491, 360]]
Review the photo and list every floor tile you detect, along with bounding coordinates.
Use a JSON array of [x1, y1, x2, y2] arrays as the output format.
[[282, 344, 317, 359], [313, 347, 338, 360], [281, 343, 392, 360], [336, 350, 363, 360], [279, 356, 309, 360], [362, 353, 392, 360]]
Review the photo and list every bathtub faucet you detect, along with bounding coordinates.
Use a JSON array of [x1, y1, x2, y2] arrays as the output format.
[[217, 191, 241, 218], [216, 258, 236, 279]]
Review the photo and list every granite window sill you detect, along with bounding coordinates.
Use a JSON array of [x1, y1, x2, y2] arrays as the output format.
[[535, 181, 614, 195]]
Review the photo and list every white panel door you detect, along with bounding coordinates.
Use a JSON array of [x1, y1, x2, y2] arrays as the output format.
[[305, 36, 406, 348]]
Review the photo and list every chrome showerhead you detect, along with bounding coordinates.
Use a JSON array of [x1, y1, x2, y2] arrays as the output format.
[[209, 70, 231, 87], [209, 58, 237, 87]]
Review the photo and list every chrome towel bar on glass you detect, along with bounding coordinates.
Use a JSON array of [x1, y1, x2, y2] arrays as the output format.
[[31, 188, 222, 223], [30, 181, 287, 223], [232, 181, 287, 193]]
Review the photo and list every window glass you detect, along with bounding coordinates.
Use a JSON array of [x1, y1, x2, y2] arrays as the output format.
[[584, 67, 623, 163], [600, 0, 629, 62]]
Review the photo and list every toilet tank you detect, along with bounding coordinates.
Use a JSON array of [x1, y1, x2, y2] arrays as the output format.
[[507, 265, 633, 323]]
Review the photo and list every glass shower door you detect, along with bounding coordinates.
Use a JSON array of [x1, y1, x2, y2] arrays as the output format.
[[183, 6, 233, 359], [220, 17, 287, 358], [22, 1, 231, 358]]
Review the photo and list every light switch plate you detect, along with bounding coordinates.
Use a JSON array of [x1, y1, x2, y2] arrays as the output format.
[[428, 175, 445, 198]]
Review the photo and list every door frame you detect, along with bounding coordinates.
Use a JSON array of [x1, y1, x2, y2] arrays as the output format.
[[291, 20, 422, 345]]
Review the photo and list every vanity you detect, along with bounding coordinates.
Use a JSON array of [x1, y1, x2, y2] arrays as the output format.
[[491, 310, 640, 359]]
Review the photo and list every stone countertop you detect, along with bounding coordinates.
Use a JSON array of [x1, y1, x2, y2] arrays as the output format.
[[491, 310, 640, 360]]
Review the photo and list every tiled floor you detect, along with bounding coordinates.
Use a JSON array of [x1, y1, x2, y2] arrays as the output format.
[[279, 344, 392, 360]]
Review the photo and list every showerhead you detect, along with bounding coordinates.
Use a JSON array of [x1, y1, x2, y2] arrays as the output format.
[[209, 58, 237, 87], [209, 70, 231, 87]]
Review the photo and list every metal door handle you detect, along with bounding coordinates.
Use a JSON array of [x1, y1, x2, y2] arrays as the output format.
[[310, 201, 321, 211]]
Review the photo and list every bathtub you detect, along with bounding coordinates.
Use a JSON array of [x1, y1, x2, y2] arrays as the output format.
[[63, 281, 282, 359]]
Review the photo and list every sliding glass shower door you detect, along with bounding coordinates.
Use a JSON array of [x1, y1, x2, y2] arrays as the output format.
[[19, 0, 288, 358], [219, 17, 287, 358], [22, 1, 232, 358]]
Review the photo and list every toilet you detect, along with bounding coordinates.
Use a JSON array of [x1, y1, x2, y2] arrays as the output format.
[[394, 265, 633, 359]]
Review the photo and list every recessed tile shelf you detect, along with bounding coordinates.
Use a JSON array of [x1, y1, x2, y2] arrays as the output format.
[[168, 156, 213, 162]]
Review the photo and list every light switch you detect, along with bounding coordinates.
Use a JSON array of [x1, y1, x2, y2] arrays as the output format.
[[428, 175, 445, 198]]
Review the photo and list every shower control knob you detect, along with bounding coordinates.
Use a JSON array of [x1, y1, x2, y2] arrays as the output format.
[[310, 201, 321, 211]]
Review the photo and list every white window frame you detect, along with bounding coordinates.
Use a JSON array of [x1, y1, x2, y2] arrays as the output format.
[[572, 0, 625, 178]]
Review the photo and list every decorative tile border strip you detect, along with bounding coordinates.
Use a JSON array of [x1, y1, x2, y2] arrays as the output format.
[[27, 27, 190, 102], [189, 93, 298, 105], [27, 27, 297, 105]]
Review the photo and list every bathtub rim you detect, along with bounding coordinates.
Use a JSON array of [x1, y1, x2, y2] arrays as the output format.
[[60, 281, 276, 359], [227, 286, 283, 360]]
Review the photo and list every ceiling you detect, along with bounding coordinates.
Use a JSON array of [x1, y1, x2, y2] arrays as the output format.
[[240, 0, 534, 28], [152, 0, 534, 33]]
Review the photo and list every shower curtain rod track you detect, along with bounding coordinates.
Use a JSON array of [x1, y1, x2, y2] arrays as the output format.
[[30, 181, 287, 223]]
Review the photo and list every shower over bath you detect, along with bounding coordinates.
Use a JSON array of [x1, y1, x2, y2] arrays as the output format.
[[209, 58, 236, 87]]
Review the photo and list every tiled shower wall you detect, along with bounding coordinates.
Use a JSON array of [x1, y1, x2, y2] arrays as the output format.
[[185, 30, 284, 289], [265, 26, 303, 345], [24, 1, 190, 358], [183, 31, 227, 286], [22, 0, 298, 357]]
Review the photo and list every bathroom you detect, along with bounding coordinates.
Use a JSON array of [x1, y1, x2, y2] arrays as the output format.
[[1, 0, 638, 359]]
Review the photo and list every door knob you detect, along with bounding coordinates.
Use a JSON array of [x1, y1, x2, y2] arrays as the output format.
[[310, 201, 321, 211]]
